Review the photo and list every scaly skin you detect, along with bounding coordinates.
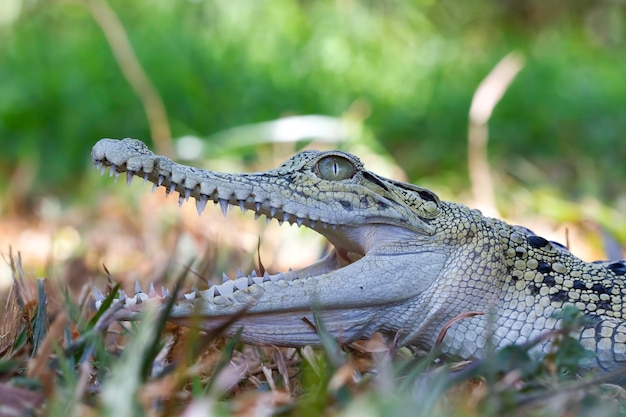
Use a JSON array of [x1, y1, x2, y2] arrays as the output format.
[[92, 138, 626, 371]]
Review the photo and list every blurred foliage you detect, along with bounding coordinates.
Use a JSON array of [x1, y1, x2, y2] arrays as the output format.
[[0, 0, 625, 202]]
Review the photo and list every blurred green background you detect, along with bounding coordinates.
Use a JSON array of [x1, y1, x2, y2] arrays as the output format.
[[1, 0, 625, 214]]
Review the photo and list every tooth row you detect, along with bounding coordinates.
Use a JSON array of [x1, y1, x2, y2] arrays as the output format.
[[93, 269, 307, 310], [94, 159, 337, 230]]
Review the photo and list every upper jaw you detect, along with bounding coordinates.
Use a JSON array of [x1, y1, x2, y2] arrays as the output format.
[[92, 139, 438, 236]]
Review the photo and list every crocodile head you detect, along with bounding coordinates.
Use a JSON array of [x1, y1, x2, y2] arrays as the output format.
[[92, 138, 450, 346]]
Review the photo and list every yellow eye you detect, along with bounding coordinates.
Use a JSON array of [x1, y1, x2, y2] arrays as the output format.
[[315, 155, 356, 180]]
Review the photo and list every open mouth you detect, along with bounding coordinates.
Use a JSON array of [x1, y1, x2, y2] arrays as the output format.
[[91, 141, 382, 308], [94, 184, 370, 308]]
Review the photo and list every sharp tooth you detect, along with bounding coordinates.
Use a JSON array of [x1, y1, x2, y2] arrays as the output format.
[[263, 271, 271, 282], [266, 217, 271, 224], [94, 160, 102, 170], [125, 295, 137, 306], [109, 164, 117, 177], [234, 277, 249, 290], [183, 290, 197, 300], [126, 171, 134, 187], [254, 212, 261, 220], [199, 287, 216, 299], [219, 199, 228, 217], [284, 269, 297, 281], [255, 202, 261, 211], [278, 220, 284, 226], [152, 183, 157, 193], [184, 188, 191, 201], [148, 282, 156, 297], [270, 207, 277, 217], [239, 200, 247, 213], [169, 182, 177, 194], [178, 195, 184, 207], [283, 213, 290, 222], [143, 172, 149, 184], [215, 280, 235, 297], [135, 280, 142, 294], [236, 268, 244, 278], [158, 175, 165, 186], [95, 299, 102, 310], [222, 272, 230, 283], [162, 287, 170, 298], [309, 220, 316, 228], [119, 290, 128, 301], [113, 171, 120, 183], [296, 217, 304, 227], [196, 194, 208, 216], [250, 270, 258, 278], [100, 165, 107, 176]]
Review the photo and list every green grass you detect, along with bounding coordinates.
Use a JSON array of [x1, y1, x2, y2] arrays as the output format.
[[2, 252, 626, 417]]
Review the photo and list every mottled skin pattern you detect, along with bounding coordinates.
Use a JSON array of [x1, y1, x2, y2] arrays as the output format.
[[92, 138, 626, 371]]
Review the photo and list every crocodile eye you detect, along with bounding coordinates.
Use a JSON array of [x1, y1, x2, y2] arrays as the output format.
[[315, 155, 356, 181]]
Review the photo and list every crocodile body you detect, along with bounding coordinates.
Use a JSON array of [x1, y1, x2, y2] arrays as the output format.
[[92, 138, 626, 371]]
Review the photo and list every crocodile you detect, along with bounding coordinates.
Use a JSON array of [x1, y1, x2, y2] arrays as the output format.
[[91, 138, 626, 371]]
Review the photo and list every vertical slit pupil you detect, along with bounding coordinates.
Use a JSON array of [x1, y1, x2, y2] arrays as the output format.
[[316, 155, 356, 180]]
